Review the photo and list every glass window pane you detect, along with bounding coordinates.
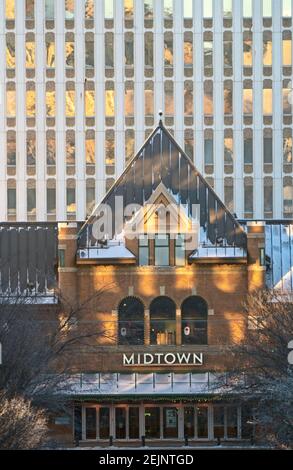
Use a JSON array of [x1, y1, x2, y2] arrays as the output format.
[[124, 0, 133, 18], [144, 0, 153, 18], [223, 0, 232, 18], [85, 38, 94, 68], [99, 408, 110, 439], [227, 407, 238, 438], [145, 33, 153, 68], [197, 406, 208, 438], [283, 39, 292, 66], [6, 90, 16, 117], [6, 34, 15, 68], [184, 0, 192, 18], [264, 136, 273, 164], [26, 41, 35, 68], [243, 35, 253, 66], [85, 408, 96, 440], [145, 408, 160, 438], [27, 187, 36, 214], [150, 297, 176, 345], [283, 0, 292, 17], [46, 90, 55, 117], [45, 0, 54, 19], [85, 0, 94, 19], [263, 88, 272, 115], [65, 42, 75, 68], [46, 40, 55, 68], [105, 33, 114, 67], [164, 0, 173, 18], [184, 407, 194, 438], [175, 234, 185, 266], [203, 0, 213, 18], [47, 187, 56, 214], [6, 0, 15, 19], [66, 90, 75, 117], [244, 137, 253, 164], [115, 408, 126, 439], [7, 188, 16, 213], [67, 187, 76, 213], [263, 0, 272, 17], [26, 90, 36, 117], [204, 138, 213, 165], [155, 235, 169, 266], [129, 408, 140, 439], [85, 90, 95, 117], [243, 89, 253, 114], [263, 39, 272, 65], [65, 0, 74, 19], [163, 408, 178, 438], [243, 0, 252, 17], [105, 0, 114, 19], [26, 0, 34, 19], [213, 407, 225, 438]]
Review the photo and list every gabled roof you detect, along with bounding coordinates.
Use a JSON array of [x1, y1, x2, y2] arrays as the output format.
[[78, 122, 246, 249]]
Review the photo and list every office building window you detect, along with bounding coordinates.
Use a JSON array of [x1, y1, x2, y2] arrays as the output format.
[[86, 179, 95, 215], [7, 180, 16, 217], [66, 179, 76, 215], [47, 179, 56, 215], [283, 177, 293, 217]]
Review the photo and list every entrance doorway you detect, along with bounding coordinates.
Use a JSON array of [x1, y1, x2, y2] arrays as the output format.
[[81, 403, 242, 441]]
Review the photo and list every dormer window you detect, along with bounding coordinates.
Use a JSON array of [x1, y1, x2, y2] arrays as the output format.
[[155, 234, 169, 266], [138, 235, 149, 265], [137, 233, 187, 266], [175, 234, 185, 266]]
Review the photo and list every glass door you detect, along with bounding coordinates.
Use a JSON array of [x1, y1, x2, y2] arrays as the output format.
[[145, 407, 160, 438], [115, 407, 126, 439], [213, 406, 225, 439], [129, 407, 140, 439], [163, 407, 178, 438], [99, 407, 110, 439], [85, 407, 97, 440], [184, 406, 195, 438], [196, 405, 209, 438]]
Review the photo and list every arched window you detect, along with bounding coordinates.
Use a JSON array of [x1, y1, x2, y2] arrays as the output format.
[[150, 296, 176, 345], [181, 296, 208, 345], [118, 297, 144, 345]]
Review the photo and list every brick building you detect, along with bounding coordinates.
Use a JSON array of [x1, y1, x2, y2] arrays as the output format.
[[1, 123, 292, 446]]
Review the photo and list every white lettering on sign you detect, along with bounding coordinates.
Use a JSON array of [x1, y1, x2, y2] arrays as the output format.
[[122, 352, 203, 366]]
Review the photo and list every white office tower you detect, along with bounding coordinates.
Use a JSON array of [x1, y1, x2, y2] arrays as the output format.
[[0, 0, 292, 221]]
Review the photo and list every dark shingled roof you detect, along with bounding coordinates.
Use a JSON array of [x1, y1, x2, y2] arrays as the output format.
[[78, 123, 246, 249]]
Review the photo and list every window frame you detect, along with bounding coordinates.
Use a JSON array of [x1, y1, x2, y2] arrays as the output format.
[[154, 233, 170, 267]]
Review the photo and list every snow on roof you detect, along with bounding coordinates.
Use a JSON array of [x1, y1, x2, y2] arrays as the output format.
[[78, 242, 135, 260], [190, 246, 246, 259]]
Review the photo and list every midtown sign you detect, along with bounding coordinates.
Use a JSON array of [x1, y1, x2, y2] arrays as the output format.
[[122, 352, 204, 367]]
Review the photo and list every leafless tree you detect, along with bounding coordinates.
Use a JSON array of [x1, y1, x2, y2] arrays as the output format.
[[0, 285, 115, 449], [217, 290, 293, 449]]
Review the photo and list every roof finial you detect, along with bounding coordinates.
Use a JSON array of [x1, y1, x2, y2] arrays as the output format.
[[158, 109, 163, 126]]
